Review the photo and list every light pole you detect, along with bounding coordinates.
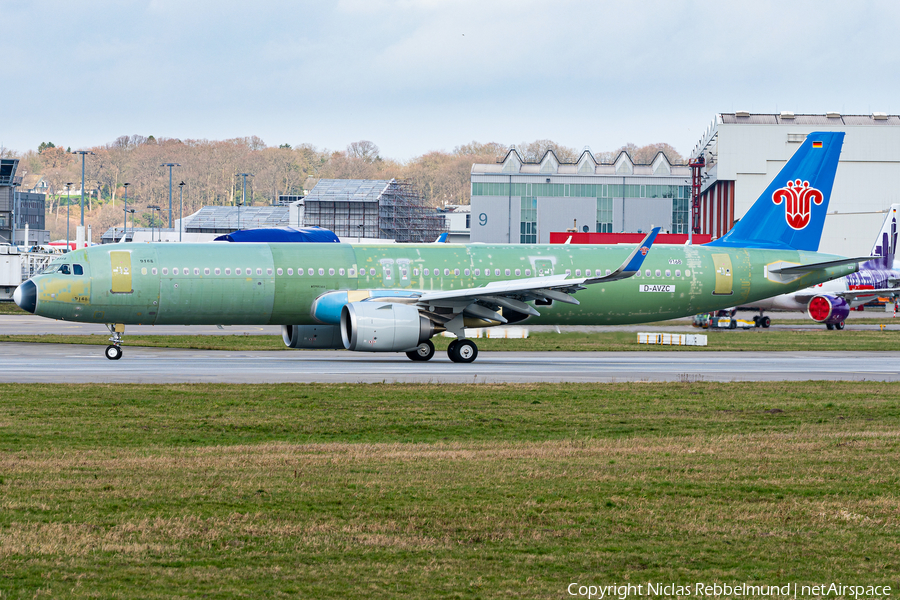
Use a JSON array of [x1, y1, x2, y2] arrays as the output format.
[[178, 181, 186, 242], [236, 173, 252, 231], [65, 183, 74, 251], [71, 150, 94, 226], [124, 208, 135, 239], [147, 205, 160, 242], [122, 183, 131, 241], [160, 163, 180, 229], [10, 181, 19, 247]]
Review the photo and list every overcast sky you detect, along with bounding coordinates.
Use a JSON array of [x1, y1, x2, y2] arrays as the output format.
[[3, 0, 898, 160]]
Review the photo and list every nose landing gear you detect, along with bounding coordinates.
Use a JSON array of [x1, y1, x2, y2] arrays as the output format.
[[105, 324, 125, 360]]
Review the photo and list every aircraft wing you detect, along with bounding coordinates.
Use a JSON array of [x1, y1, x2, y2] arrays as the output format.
[[414, 228, 661, 326]]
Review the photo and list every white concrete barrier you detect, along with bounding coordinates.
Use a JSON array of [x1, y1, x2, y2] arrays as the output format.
[[637, 332, 707, 346], [442, 327, 529, 339]]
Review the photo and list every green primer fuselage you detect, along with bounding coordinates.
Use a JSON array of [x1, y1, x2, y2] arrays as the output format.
[[30, 241, 856, 327]]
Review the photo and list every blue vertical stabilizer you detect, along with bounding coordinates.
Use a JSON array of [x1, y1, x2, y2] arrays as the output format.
[[707, 132, 844, 251]]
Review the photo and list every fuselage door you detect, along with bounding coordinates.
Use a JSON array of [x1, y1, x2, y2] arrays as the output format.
[[396, 258, 411, 286], [380, 258, 395, 286], [110, 251, 133, 293], [711, 253, 734, 296]]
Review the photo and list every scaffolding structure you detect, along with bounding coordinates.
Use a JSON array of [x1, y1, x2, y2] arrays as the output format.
[[303, 179, 445, 243]]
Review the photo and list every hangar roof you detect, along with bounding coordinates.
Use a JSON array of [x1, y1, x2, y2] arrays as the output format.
[[304, 179, 392, 203], [719, 112, 900, 126]]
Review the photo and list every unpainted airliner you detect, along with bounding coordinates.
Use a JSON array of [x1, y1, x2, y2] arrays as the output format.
[[14, 132, 870, 363]]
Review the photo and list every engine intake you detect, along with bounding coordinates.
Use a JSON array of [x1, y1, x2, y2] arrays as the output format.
[[282, 325, 344, 349], [341, 302, 434, 352], [807, 295, 849, 325]]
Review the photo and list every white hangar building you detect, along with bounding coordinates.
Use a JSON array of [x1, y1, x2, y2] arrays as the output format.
[[691, 112, 900, 257], [469, 148, 692, 244]]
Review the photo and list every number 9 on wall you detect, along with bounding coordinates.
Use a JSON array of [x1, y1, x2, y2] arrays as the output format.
[[478, 213, 487, 226]]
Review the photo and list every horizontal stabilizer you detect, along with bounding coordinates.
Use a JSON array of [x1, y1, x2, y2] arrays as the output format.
[[836, 287, 900, 300], [768, 256, 873, 275]]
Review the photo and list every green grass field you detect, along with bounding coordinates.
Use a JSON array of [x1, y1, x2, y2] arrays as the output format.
[[1, 382, 898, 598], [3, 328, 900, 352]]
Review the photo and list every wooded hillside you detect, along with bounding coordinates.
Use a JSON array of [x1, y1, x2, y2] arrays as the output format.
[[5, 136, 683, 241]]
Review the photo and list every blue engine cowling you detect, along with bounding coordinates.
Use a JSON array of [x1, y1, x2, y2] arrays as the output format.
[[807, 295, 850, 325]]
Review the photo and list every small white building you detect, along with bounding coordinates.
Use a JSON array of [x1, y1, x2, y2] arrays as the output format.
[[438, 204, 471, 243]]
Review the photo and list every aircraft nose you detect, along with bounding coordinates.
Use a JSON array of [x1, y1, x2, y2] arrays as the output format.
[[14, 279, 36, 313]]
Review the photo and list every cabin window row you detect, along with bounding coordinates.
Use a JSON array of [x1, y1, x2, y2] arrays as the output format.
[[149, 266, 690, 279]]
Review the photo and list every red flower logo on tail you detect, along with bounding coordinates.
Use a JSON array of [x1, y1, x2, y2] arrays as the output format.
[[640, 246, 649, 256], [772, 179, 824, 230]]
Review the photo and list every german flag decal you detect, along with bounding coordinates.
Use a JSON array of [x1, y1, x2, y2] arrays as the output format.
[[812, 141, 823, 148]]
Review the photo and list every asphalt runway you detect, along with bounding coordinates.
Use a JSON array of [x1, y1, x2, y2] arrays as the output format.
[[2, 342, 899, 383]]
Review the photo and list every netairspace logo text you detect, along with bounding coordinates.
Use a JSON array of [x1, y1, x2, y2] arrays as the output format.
[[567, 582, 892, 599]]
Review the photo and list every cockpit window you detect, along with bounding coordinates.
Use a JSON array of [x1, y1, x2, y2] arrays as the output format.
[[58, 264, 71, 275], [40, 260, 64, 274], [73, 264, 84, 275]]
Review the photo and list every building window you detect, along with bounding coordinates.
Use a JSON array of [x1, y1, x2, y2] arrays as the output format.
[[672, 197, 690, 234], [520, 197, 537, 243], [596, 198, 613, 233]]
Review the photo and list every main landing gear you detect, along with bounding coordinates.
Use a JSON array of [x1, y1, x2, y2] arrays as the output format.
[[447, 338, 478, 363], [405, 338, 479, 363], [826, 322, 845, 330], [753, 313, 771, 328], [105, 324, 125, 360]]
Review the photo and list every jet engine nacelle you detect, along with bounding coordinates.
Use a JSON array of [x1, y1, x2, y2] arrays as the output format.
[[282, 324, 344, 349], [341, 302, 434, 352], [807, 295, 850, 325]]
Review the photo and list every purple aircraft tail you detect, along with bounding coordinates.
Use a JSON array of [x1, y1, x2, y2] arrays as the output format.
[[862, 204, 899, 270]]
